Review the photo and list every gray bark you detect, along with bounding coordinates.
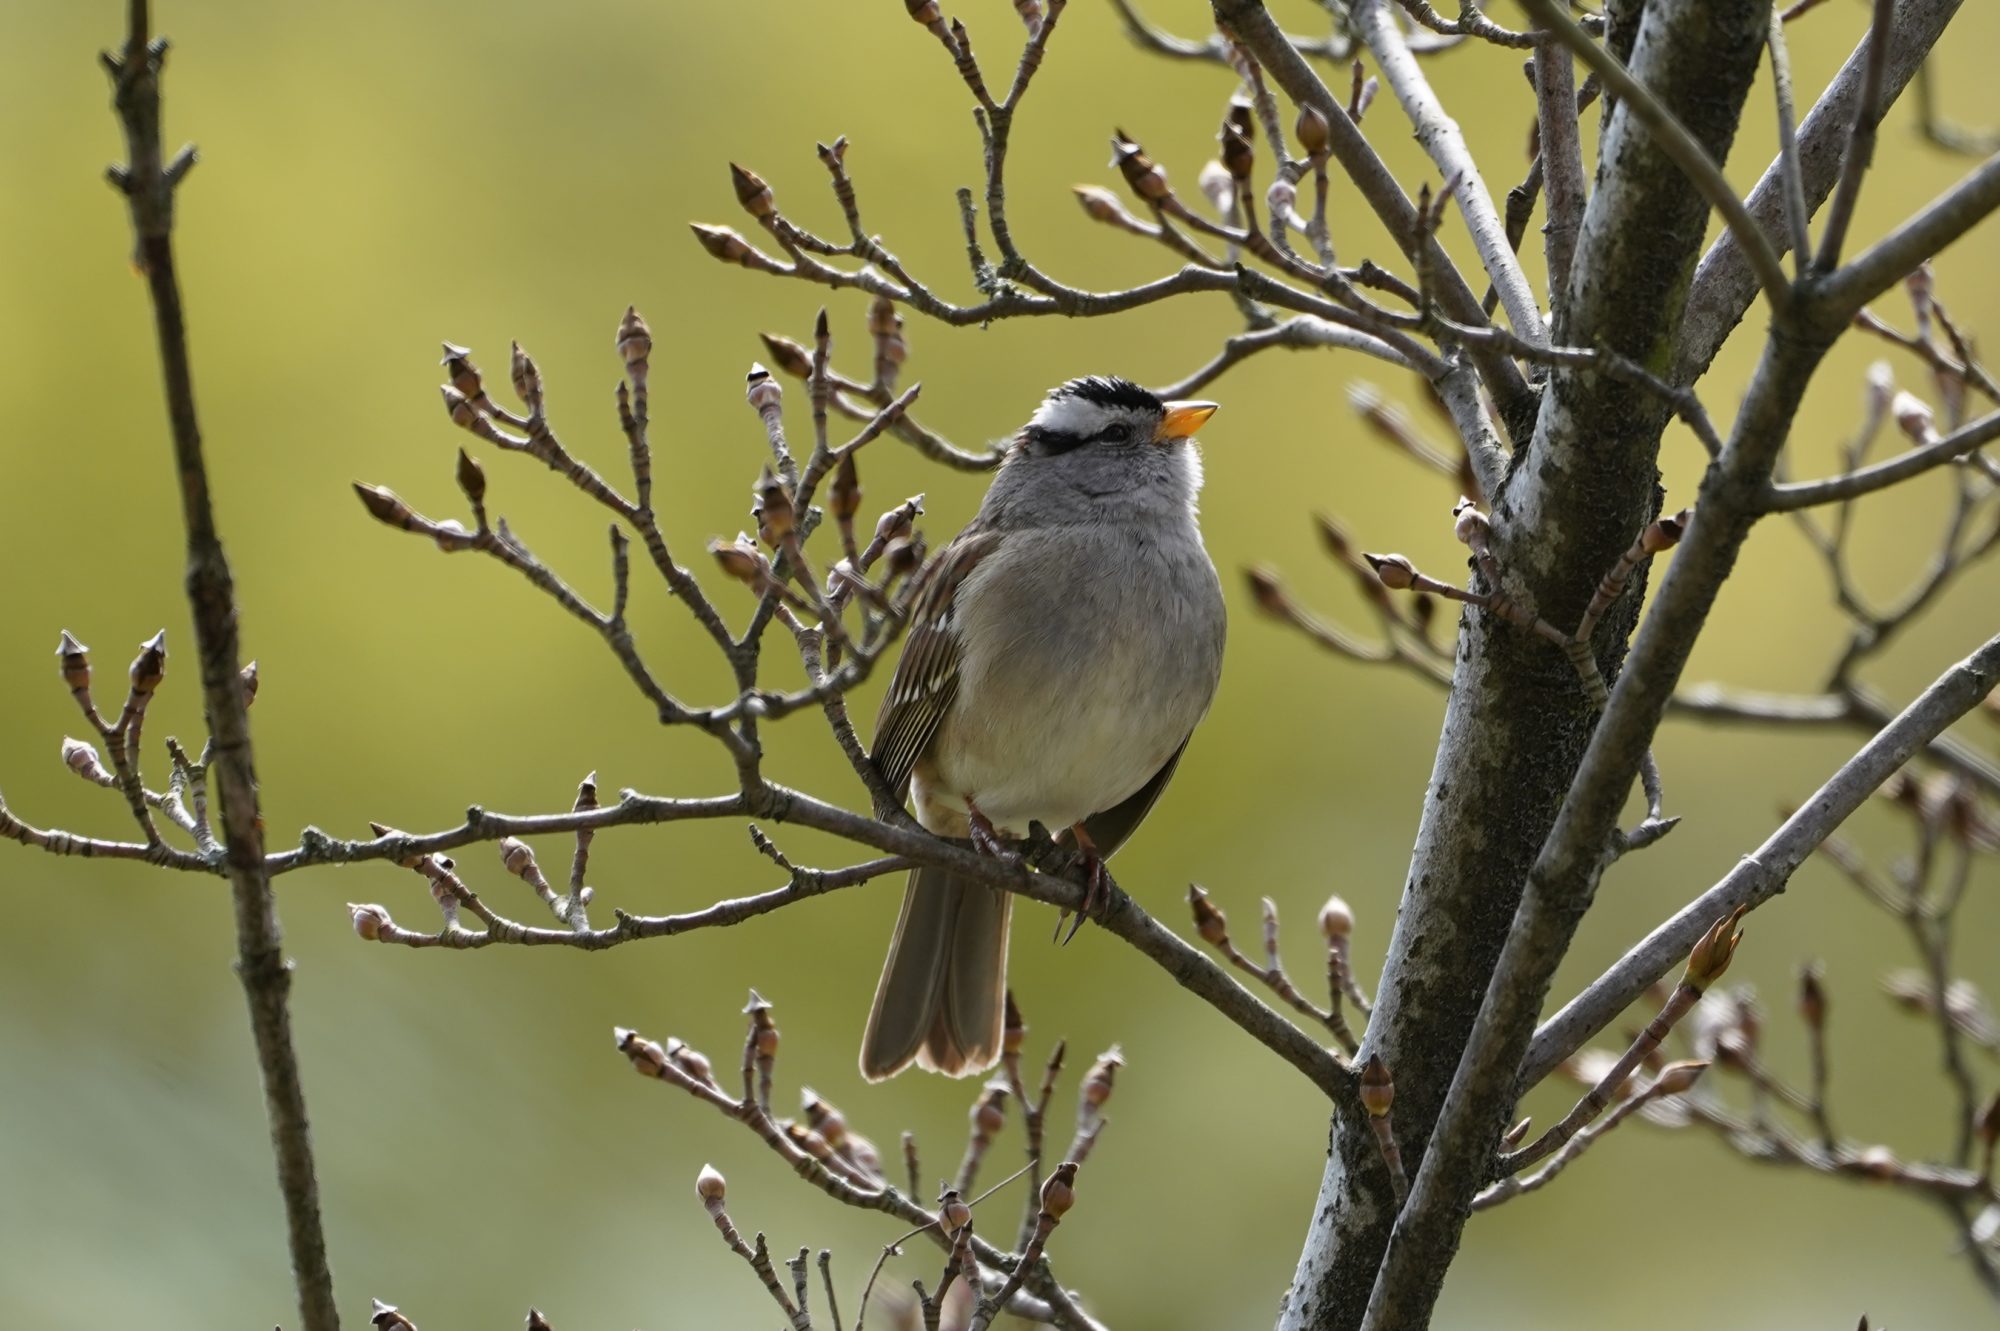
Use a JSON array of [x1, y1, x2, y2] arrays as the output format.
[[1277, 4, 1769, 1327]]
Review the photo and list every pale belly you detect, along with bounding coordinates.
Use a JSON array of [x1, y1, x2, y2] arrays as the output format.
[[911, 522, 1224, 836]]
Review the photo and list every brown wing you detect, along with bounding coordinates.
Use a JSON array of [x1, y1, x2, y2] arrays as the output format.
[[871, 530, 1000, 800], [1081, 738, 1189, 859]]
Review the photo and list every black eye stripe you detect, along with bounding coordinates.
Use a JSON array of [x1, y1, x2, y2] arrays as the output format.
[[1023, 421, 1142, 456]]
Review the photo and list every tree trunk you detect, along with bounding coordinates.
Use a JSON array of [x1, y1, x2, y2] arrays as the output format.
[[1277, 3, 1769, 1326]]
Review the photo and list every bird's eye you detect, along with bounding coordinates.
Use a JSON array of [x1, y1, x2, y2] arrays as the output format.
[[1097, 422, 1131, 445]]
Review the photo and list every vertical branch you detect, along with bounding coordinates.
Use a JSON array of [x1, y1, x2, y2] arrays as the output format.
[[101, 8, 338, 1331], [1814, 0, 1896, 272], [1532, 38, 1585, 326]]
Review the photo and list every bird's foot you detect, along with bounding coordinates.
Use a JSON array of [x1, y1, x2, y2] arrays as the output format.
[[965, 799, 1021, 867], [1054, 822, 1107, 946]]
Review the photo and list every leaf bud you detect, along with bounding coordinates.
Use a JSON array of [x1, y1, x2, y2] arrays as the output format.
[[1188, 883, 1230, 945], [1363, 553, 1417, 591], [1360, 1053, 1394, 1118], [1109, 130, 1169, 203], [1040, 1160, 1078, 1220], [348, 902, 392, 942], [616, 305, 653, 368], [729, 163, 776, 219], [1318, 894, 1354, 941], [745, 363, 784, 413], [759, 333, 813, 380]]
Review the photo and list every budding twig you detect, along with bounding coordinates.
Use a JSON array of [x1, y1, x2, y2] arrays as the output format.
[[1503, 908, 1746, 1175]]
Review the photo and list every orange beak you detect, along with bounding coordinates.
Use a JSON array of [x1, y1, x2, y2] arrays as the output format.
[[1156, 400, 1219, 442]]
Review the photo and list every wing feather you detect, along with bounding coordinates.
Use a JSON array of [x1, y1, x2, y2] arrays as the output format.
[[871, 531, 999, 799]]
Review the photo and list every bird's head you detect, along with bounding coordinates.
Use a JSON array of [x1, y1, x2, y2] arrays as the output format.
[[991, 376, 1217, 518]]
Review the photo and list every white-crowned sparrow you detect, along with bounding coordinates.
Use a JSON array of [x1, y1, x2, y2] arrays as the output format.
[[860, 376, 1226, 1081]]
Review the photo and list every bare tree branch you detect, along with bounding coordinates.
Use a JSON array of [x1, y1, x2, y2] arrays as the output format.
[[99, 5, 338, 1328], [1524, 628, 2000, 1088]]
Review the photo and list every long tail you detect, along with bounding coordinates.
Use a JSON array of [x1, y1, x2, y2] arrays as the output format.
[[859, 865, 1012, 1081]]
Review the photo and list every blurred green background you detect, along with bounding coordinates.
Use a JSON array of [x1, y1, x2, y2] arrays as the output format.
[[3, 1, 1997, 1326]]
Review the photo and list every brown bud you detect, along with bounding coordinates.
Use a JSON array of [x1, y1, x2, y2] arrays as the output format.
[[1220, 125, 1254, 183], [440, 342, 484, 401], [729, 163, 776, 219], [1081, 1045, 1123, 1110], [1110, 130, 1169, 203], [696, 1162, 728, 1213], [129, 630, 167, 696], [1798, 962, 1827, 1031], [1003, 990, 1027, 1054], [884, 533, 924, 580], [1245, 564, 1290, 616], [759, 332, 813, 380], [57, 630, 92, 697], [906, 0, 943, 24], [973, 1084, 1010, 1140], [239, 659, 260, 707], [1359, 1053, 1394, 1118], [441, 384, 485, 434], [668, 1037, 715, 1085], [1501, 1116, 1532, 1148], [499, 836, 537, 879], [1363, 553, 1417, 591], [1225, 96, 1255, 142], [353, 483, 415, 528], [61, 737, 113, 785], [752, 465, 797, 546], [1682, 906, 1747, 992], [1040, 1160, 1078, 1220], [709, 532, 770, 586], [1651, 1059, 1708, 1096], [831, 453, 862, 523], [802, 1086, 848, 1147], [614, 307, 653, 370], [938, 1188, 973, 1236], [1318, 894, 1354, 941], [615, 1027, 673, 1080], [508, 341, 542, 405], [1295, 104, 1330, 157], [745, 363, 784, 413], [348, 902, 392, 942], [1072, 184, 1130, 226], [1641, 507, 1691, 555], [454, 449, 486, 508], [1188, 883, 1230, 945], [874, 497, 920, 546], [690, 222, 754, 264], [1313, 514, 1352, 562], [527, 1310, 552, 1331]]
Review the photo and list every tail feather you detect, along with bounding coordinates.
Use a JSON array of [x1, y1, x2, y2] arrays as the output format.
[[860, 865, 1011, 1081]]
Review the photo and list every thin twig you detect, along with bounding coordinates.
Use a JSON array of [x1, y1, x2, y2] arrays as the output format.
[[100, 7, 337, 1329]]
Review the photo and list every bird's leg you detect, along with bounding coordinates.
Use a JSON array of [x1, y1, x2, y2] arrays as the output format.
[[1054, 822, 1107, 946], [964, 797, 1020, 866]]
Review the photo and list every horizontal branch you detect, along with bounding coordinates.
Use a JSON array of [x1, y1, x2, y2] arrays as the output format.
[[357, 854, 914, 950], [1522, 627, 2000, 1088], [1760, 406, 2000, 510], [300, 778, 1354, 1102]]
